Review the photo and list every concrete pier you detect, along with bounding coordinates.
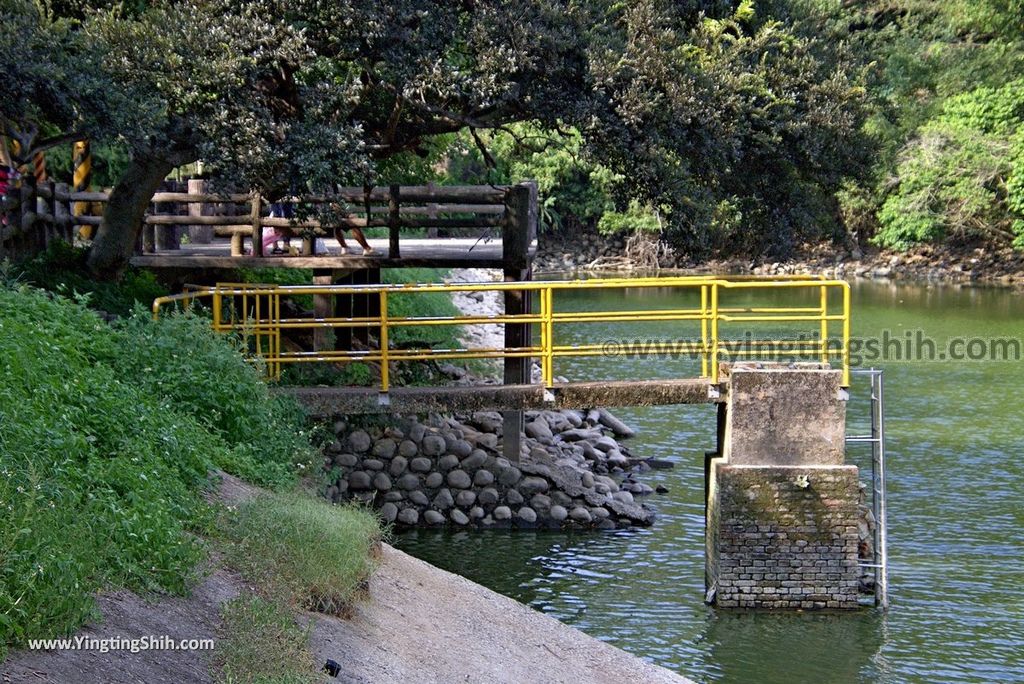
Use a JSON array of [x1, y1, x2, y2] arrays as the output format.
[[706, 364, 861, 609]]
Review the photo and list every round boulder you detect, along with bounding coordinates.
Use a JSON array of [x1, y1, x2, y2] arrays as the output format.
[[438, 454, 460, 472], [612, 490, 634, 505], [505, 489, 524, 506], [421, 434, 446, 457], [461, 449, 488, 472], [398, 439, 419, 458], [446, 469, 472, 489], [478, 488, 500, 506], [451, 440, 473, 458], [389, 456, 408, 477], [397, 474, 420, 491], [423, 510, 445, 525], [493, 505, 512, 521], [549, 505, 568, 522], [516, 506, 538, 524], [372, 472, 392, 491], [455, 490, 477, 508], [473, 470, 495, 487], [409, 457, 432, 473], [450, 509, 470, 526], [569, 506, 592, 523], [425, 472, 444, 489], [517, 476, 549, 496], [433, 488, 455, 510], [380, 502, 398, 523], [335, 453, 358, 468], [348, 471, 371, 490], [408, 423, 427, 443], [409, 490, 430, 507], [498, 466, 522, 487], [362, 459, 384, 472], [397, 508, 419, 525], [372, 438, 397, 460], [348, 430, 372, 453]]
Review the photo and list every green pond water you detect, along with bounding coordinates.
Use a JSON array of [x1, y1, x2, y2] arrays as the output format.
[[395, 279, 1024, 683]]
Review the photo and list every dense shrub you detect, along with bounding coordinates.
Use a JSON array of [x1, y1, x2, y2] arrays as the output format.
[[875, 80, 1024, 250], [0, 285, 313, 656]]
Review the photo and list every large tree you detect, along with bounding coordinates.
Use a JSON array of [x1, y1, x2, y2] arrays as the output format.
[[5, 0, 869, 274]]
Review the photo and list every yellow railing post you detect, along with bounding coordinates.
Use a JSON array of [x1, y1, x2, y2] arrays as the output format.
[[842, 283, 851, 387], [212, 287, 222, 333], [379, 290, 390, 392], [700, 284, 708, 378], [820, 284, 829, 364], [543, 286, 554, 388], [710, 282, 720, 383]]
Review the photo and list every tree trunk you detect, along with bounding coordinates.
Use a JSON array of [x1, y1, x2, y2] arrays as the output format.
[[86, 153, 185, 279]]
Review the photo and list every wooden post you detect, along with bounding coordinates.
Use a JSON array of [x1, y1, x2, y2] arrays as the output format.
[[250, 192, 263, 256], [20, 174, 36, 259], [54, 182, 70, 243], [388, 184, 401, 258], [230, 231, 243, 256], [43, 180, 56, 247], [313, 269, 334, 351], [142, 224, 156, 253], [500, 182, 538, 463], [187, 178, 213, 243]]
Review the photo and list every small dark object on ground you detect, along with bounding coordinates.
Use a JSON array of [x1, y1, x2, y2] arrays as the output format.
[[324, 658, 341, 677], [656, 485, 670, 494]]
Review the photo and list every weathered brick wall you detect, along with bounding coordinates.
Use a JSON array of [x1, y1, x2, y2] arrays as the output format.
[[707, 463, 860, 609]]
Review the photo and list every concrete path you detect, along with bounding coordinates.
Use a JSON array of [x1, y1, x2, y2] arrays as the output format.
[[309, 543, 692, 684]]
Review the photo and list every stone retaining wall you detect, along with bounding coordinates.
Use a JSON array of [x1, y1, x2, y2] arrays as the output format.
[[323, 409, 661, 530]]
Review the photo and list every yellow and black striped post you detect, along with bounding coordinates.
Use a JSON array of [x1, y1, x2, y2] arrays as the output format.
[[32, 150, 47, 183], [73, 140, 93, 239]]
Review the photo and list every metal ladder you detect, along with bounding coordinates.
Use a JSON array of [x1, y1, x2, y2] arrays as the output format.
[[846, 368, 889, 609]]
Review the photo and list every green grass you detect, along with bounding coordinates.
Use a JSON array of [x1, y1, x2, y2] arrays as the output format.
[[224, 493, 381, 616], [11, 242, 168, 316], [215, 596, 319, 684], [0, 283, 316, 658]]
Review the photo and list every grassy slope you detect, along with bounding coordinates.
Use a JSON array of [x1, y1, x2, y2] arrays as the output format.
[[0, 278, 381, 681]]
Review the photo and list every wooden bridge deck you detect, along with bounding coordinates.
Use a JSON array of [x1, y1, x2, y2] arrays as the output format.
[[281, 379, 719, 418], [131, 236, 537, 270]]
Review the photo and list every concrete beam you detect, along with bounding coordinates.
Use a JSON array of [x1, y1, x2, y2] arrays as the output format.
[[281, 378, 716, 418]]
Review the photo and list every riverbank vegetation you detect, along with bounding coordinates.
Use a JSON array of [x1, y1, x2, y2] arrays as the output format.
[[0, 277, 382, 676]]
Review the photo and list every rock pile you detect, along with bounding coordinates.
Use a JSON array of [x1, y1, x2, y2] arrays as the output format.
[[322, 408, 661, 530]]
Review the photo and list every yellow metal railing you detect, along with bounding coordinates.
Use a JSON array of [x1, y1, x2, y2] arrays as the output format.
[[153, 275, 851, 389]]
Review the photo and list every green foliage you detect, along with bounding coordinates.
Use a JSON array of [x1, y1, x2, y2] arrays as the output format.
[[215, 595, 319, 684], [875, 79, 1024, 249], [0, 284, 314, 654], [224, 493, 381, 614], [15, 243, 167, 316], [597, 201, 663, 235], [381, 268, 463, 349], [0, 287, 211, 651], [102, 311, 316, 487]]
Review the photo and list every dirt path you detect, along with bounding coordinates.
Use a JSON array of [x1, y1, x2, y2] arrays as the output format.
[[2, 570, 239, 684]]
